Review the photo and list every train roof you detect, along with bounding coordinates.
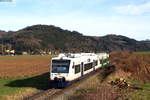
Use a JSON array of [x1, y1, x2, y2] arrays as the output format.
[[52, 53, 109, 60]]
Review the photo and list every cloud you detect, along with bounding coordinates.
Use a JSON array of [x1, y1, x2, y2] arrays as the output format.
[[114, 1, 150, 15], [1, 14, 150, 40], [0, 0, 150, 40]]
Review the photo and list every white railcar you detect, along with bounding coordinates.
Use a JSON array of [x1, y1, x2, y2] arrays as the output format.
[[50, 53, 109, 87]]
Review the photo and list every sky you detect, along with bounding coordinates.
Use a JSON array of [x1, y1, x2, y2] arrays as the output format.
[[0, 0, 150, 40]]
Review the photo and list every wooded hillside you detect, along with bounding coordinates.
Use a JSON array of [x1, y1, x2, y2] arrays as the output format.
[[0, 25, 150, 54]]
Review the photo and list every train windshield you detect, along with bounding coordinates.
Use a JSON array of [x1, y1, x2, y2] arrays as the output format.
[[52, 60, 70, 73]]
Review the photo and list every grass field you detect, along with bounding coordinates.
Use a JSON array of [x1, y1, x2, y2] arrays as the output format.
[[0, 55, 52, 100], [0, 73, 49, 100], [0, 53, 150, 100]]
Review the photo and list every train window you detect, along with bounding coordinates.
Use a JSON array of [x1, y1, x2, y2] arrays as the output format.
[[100, 58, 108, 64], [103, 58, 108, 63], [75, 64, 80, 74], [52, 65, 69, 73], [104, 59, 107, 63], [93, 60, 98, 66], [72, 62, 75, 68], [100, 59, 103, 64], [84, 63, 93, 71], [95, 60, 98, 66], [52, 60, 70, 73]]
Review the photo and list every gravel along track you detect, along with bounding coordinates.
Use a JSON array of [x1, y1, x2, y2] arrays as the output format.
[[51, 70, 102, 100], [24, 68, 111, 100], [24, 89, 61, 100]]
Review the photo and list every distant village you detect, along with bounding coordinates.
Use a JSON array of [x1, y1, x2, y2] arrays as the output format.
[[0, 49, 52, 56], [0, 44, 53, 55], [0, 43, 95, 56]]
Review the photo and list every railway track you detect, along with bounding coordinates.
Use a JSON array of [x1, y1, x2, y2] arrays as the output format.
[[23, 67, 113, 100], [23, 89, 61, 100]]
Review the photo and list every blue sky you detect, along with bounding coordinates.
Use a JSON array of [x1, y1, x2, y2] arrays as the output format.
[[0, 0, 150, 40]]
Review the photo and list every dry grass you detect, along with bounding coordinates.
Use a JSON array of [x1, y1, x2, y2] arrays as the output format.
[[68, 66, 116, 100], [74, 51, 150, 100], [1, 88, 37, 100], [68, 72, 101, 100], [110, 51, 150, 82], [84, 85, 118, 100]]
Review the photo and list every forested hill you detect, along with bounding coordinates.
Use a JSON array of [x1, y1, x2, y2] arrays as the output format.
[[0, 25, 150, 54]]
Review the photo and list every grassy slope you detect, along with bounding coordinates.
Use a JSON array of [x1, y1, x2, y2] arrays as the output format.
[[69, 72, 150, 100], [110, 52, 150, 100]]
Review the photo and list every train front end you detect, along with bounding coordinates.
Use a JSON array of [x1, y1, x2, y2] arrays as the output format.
[[50, 56, 71, 87]]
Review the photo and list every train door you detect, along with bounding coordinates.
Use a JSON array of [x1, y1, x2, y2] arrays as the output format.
[[81, 62, 84, 76]]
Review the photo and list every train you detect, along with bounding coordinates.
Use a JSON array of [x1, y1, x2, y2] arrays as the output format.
[[49, 53, 109, 87]]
